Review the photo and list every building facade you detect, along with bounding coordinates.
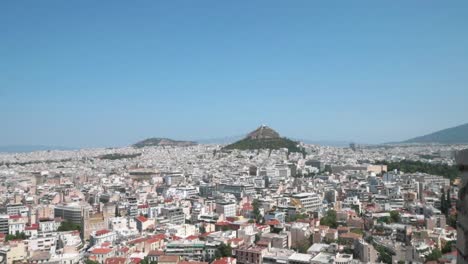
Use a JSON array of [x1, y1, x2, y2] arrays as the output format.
[[457, 149, 468, 264]]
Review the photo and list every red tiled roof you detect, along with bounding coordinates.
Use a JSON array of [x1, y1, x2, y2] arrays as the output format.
[[158, 255, 179, 262], [228, 238, 244, 245], [128, 237, 147, 245], [212, 257, 236, 264], [136, 216, 148, 222], [105, 257, 127, 264], [200, 232, 214, 237], [25, 226, 38, 230], [216, 221, 231, 226], [131, 258, 142, 264], [102, 242, 112, 247], [96, 229, 111, 236], [265, 219, 280, 226], [170, 235, 181, 241], [91, 248, 113, 255], [180, 261, 208, 264], [242, 203, 253, 210], [147, 250, 164, 256], [9, 215, 22, 219], [119, 247, 129, 253]]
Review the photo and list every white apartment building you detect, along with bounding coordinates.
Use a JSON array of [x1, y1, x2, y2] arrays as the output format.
[[216, 201, 236, 218], [291, 193, 322, 213]]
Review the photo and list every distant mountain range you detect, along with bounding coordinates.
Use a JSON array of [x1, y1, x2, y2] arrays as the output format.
[[132, 138, 197, 148], [402, 123, 468, 144], [6, 122, 467, 154], [0, 145, 74, 153], [223, 125, 305, 153]]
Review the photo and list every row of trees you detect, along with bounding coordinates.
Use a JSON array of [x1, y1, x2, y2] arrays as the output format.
[[5, 231, 28, 241], [377, 160, 459, 182], [57, 220, 81, 232], [285, 213, 309, 222]]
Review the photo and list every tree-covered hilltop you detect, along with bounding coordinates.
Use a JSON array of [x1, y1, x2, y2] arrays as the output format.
[[224, 137, 305, 154], [223, 125, 306, 155], [377, 160, 459, 181]]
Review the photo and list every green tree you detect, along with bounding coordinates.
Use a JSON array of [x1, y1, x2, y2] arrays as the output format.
[[5, 232, 27, 241], [57, 221, 81, 232], [377, 216, 391, 224], [295, 239, 311, 253], [442, 241, 455, 254], [199, 225, 206, 234], [351, 204, 360, 215], [320, 210, 338, 228], [217, 243, 232, 258], [448, 213, 457, 228], [350, 228, 364, 235], [254, 234, 261, 243], [376, 160, 459, 182], [214, 250, 222, 260], [390, 211, 400, 223], [426, 249, 442, 262], [252, 199, 262, 223], [441, 188, 447, 215], [84, 260, 100, 264], [375, 245, 394, 264]]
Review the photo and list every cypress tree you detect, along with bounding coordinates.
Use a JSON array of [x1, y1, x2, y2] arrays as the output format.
[[446, 188, 452, 216], [440, 188, 446, 214]]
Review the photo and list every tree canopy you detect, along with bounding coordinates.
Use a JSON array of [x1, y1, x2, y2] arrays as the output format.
[[57, 220, 81, 232], [320, 210, 338, 228], [377, 160, 459, 182]]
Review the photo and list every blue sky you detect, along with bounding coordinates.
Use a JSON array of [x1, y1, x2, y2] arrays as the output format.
[[1, 1, 468, 148]]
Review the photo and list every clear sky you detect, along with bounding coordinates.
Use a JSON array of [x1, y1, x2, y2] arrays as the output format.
[[1, 1, 468, 148]]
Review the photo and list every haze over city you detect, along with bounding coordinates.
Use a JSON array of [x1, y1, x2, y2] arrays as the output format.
[[2, 1, 468, 148]]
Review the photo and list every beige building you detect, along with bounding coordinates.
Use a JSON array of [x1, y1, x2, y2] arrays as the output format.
[[353, 239, 378, 263], [290, 223, 311, 248], [0, 241, 27, 264], [367, 165, 387, 174], [235, 246, 268, 264]]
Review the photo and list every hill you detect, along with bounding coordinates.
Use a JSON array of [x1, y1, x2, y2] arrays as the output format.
[[133, 138, 197, 148], [403, 123, 468, 144], [223, 125, 305, 154]]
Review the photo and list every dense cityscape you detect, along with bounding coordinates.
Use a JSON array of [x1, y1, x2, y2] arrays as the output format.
[[0, 126, 466, 264]]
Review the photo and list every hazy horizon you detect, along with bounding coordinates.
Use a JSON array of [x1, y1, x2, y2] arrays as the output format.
[[2, 1, 468, 148]]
